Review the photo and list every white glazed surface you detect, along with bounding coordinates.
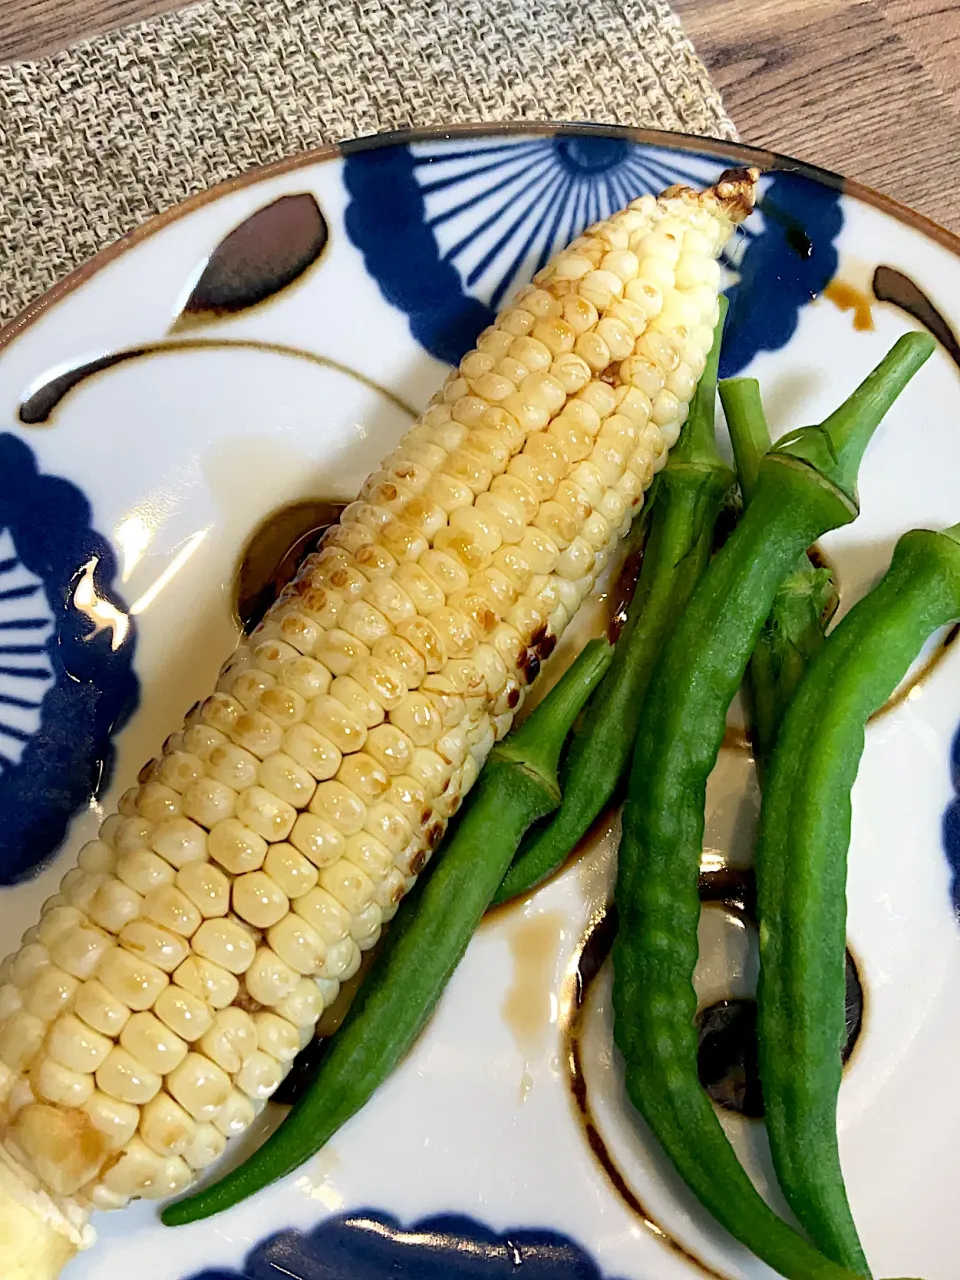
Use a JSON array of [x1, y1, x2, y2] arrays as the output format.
[[1, 129, 959, 1280]]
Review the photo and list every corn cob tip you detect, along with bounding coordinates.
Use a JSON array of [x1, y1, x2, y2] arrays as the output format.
[[663, 166, 760, 224]]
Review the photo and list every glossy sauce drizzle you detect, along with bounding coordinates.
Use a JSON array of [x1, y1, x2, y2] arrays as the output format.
[[234, 499, 345, 632]]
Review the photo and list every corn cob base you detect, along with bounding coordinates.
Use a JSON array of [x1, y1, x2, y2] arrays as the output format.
[[0, 168, 757, 1278]]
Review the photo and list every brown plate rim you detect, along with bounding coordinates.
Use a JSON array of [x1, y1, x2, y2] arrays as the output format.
[[3, 120, 959, 355]]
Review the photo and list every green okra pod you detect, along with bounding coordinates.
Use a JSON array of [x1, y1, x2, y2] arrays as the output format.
[[163, 638, 614, 1225], [756, 522, 960, 1274], [495, 299, 735, 906], [612, 331, 935, 1280], [720, 375, 838, 770]]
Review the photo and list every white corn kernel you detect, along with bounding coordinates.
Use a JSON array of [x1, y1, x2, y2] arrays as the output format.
[[21, 966, 77, 1023], [236, 1050, 285, 1101], [166, 1052, 232, 1122], [96, 1047, 163, 1105], [74, 978, 131, 1038], [233, 871, 290, 929], [176, 860, 231, 919], [213, 1088, 257, 1137], [116, 848, 176, 895], [142, 884, 203, 937], [97, 946, 168, 1012], [140, 1092, 197, 1157], [267, 914, 326, 976], [46, 1013, 112, 1073], [208, 818, 269, 873], [192, 917, 257, 975], [183, 1121, 226, 1170], [199, 1007, 259, 1075], [120, 919, 190, 973], [31, 1058, 94, 1108], [274, 977, 325, 1030], [83, 1089, 140, 1150], [120, 1011, 189, 1075], [263, 842, 319, 899], [173, 956, 239, 1010], [154, 985, 214, 1043], [244, 947, 300, 1007]]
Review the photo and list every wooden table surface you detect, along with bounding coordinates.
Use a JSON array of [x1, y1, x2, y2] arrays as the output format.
[[2, 0, 959, 234]]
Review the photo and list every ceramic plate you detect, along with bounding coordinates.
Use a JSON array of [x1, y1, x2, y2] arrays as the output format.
[[3, 124, 960, 1280]]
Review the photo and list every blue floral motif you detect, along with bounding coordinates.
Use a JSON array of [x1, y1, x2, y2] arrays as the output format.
[[343, 129, 843, 378], [182, 1209, 627, 1280], [0, 434, 139, 884], [942, 721, 960, 915]]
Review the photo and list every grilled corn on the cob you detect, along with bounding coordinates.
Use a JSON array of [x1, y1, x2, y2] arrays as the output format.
[[0, 167, 757, 1277]]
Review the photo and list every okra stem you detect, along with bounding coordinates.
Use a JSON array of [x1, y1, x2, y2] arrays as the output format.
[[720, 376, 769, 504], [721, 375, 838, 769]]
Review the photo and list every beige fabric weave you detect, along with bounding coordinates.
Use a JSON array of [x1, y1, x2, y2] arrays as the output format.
[[0, 0, 734, 323]]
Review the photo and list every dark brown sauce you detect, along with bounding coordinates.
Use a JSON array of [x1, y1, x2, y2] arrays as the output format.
[[871, 623, 960, 723], [698, 862, 755, 920], [607, 546, 645, 644], [823, 280, 875, 331], [562, 906, 730, 1280], [873, 264, 960, 370], [721, 724, 752, 754], [235, 499, 345, 632], [481, 804, 621, 926]]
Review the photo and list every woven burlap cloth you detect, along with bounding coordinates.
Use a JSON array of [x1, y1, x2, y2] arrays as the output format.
[[0, 0, 735, 323]]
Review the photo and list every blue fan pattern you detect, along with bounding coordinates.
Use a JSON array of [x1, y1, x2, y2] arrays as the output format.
[[0, 527, 56, 776], [182, 1209, 627, 1280], [342, 129, 843, 377], [0, 434, 139, 884]]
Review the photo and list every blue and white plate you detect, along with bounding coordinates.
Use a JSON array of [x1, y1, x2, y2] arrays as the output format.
[[2, 123, 960, 1280]]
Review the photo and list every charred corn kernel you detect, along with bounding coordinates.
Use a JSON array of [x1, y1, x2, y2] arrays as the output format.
[[139, 1093, 196, 1157], [173, 956, 239, 1011], [181, 777, 237, 828], [0, 171, 757, 1264], [235, 786, 296, 842], [96, 1047, 162, 1105], [119, 1012, 188, 1075]]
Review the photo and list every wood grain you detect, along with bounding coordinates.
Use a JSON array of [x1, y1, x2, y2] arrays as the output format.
[[2, 0, 959, 233]]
